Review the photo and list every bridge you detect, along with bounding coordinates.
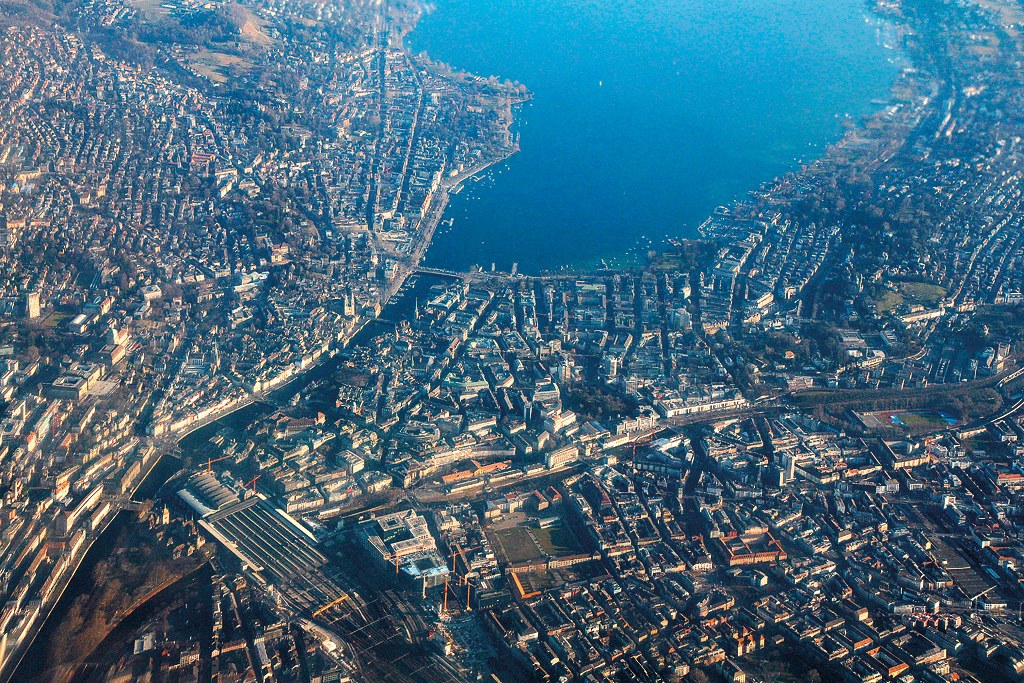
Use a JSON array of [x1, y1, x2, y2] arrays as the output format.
[[998, 366, 1024, 388], [103, 494, 147, 512], [987, 395, 1024, 425], [413, 267, 463, 278]]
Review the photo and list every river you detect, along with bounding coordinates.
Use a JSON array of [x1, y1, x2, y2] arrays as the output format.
[[12, 453, 183, 683], [10, 271, 452, 682]]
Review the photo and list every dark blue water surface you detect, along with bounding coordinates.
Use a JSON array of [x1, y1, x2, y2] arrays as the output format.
[[408, 0, 899, 274]]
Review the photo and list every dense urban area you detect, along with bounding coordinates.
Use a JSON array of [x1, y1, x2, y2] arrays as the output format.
[[3, 0, 1024, 681]]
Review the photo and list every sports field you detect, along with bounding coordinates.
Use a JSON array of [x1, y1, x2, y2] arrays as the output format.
[[855, 409, 959, 433], [888, 410, 959, 430]]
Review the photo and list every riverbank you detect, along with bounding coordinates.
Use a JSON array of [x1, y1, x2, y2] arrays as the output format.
[[62, 563, 214, 683], [4, 453, 182, 683]]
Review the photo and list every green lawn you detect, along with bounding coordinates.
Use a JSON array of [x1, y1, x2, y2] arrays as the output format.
[[876, 291, 904, 313], [43, 312, 70, 328], [649, 254, 687, 271], [516, 570, 556, 594], [900, 282, 947, 305], [490, 527, 543, 564], [533, 523, 583, 557], [893, 411, 956, 432]]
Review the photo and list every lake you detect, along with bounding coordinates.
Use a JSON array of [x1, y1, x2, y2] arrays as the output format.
[[408, 0, 900, 274]]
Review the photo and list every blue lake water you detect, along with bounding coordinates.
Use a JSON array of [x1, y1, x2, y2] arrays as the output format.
[[408, 0, 899, 274]]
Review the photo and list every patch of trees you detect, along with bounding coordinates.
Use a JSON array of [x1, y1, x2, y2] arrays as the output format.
[[799, 383, 1005, 427], [141, 10, 237, 46], [83, 7, 240, 70], [650, 239, 718, 275], [564, 385, 635, 421], [0, 0, 58, 24]]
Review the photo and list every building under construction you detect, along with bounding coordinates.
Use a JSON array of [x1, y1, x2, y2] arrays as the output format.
[[358, 510, 450, 588]]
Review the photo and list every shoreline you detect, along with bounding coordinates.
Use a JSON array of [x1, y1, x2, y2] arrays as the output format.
[[412, 147, 520, 273], [401, 2, 905, 278], [0, 5, 907, 679]]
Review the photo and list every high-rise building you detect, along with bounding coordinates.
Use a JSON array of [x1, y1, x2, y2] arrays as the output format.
[[24, 291, 40, 319], [603, 354, 619, 377]]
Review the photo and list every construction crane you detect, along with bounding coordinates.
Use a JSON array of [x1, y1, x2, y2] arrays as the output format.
[[201, 453, 233, 472], [244, 473, 261, 492], [630, 431, 654, 471], [311, 593, 349, 618], [449, 543, 482, 584], [442, 576, 474, 613]]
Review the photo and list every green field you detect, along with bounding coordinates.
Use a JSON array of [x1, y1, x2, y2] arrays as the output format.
[[533, 523, 583, 556], [515, 570, 558, 594], [649, 254, 688, 271], [900, 281, 947, 305], [876, 291, 904, 313], [893, 410, 957, 432], [43, 312, 70, 328], [489, 527, 543, 564], [875, 282, 947, 314]]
